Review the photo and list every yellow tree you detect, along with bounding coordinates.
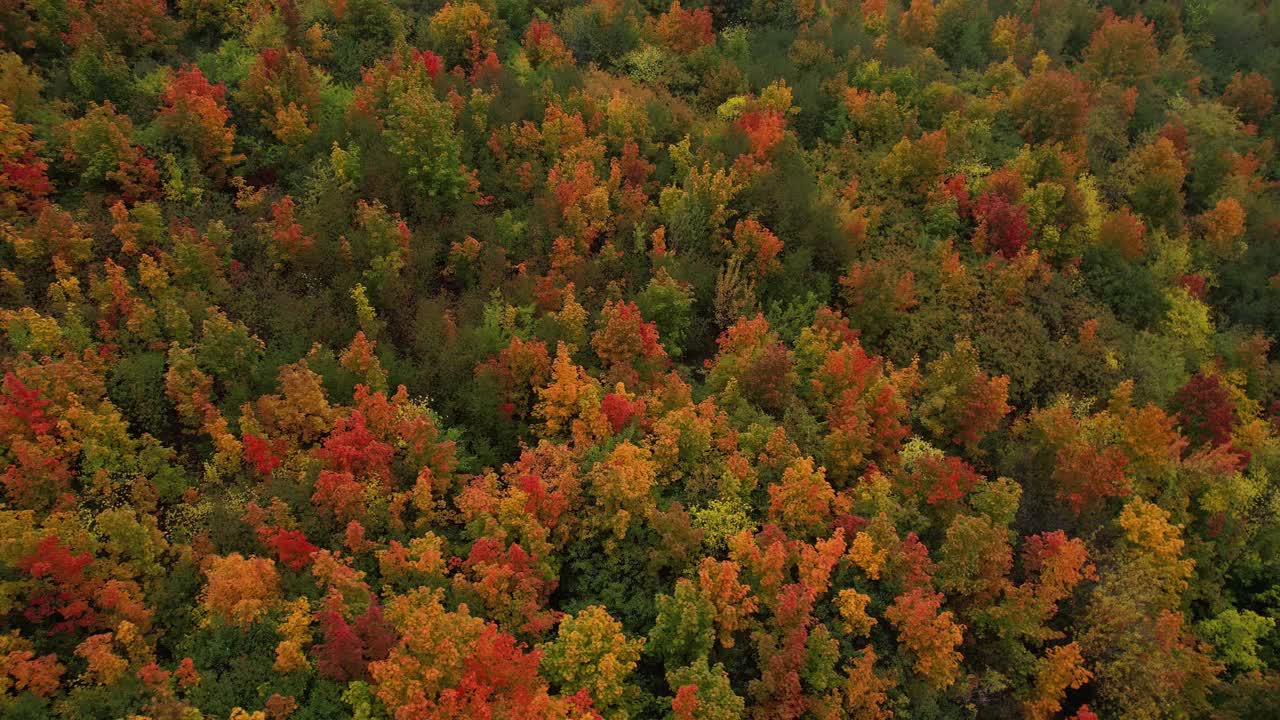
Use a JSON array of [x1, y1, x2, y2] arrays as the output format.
[[539, 606, 643, 719], [1081, 499, 1221, 718]]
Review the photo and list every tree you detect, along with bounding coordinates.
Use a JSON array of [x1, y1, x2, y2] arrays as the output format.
[[313, 600, 396, 682], [587, 441, 657, 543], [650, 579, 716, 670], [428, 2, 496, 68], [16, 534, 100, 634], [651, 1, 714, 53], [1023, 642, 1091, 720], [450, 538, 559, 636], [635, 270, 695, 358], [706, 315, 797, 415], [1221, 72, 1275, 125], [63, 0, 177, 56], [0, 102, 52, 218], [274, 598, 312, 673], [591, 300, 670, 390], [1098, 207, 1147, 260], [370, 588, 577, 718], [767, 458, 837, 539], [534, 343, 607, 445], [1197, 609, 1275, 673], [734, 110, 787, 163], [991, 14, 1035, 64], [666, 658, 745, 720], [339, 331, 389, 394], [199, 554, 281, 627], [1012, 68, 1091, 146], [237, 49, 323, 145], [1008, 530, 1095, 637], [241, 360, 335, 446], [884, 586, 966, 690], [1196, 196, 1246, 257], [155, 67, 242, 176], [0, 633, 65, 699], [1051, 439, 1131, 514], [880, 129, 950, 196], [61, 102, 159, 201], [898, 0, 938, 45], [314, 409, 395, 481], [834, 589, 875, 637], [1117, 137, 1186, 228], [840, 648, 893, 719], [1082, 499, 1221, 718], [259, 528, 318, 571], [539, 606, 642, 718], [936, 513, 1012, 602], [725, 219, 784, 276], [696, 559, 757, 649], [747, 584, 840, 719], [386, 83, 466, 200], [1082, 12, 1159, 85], [476, 336, 551, 422], [165, 345, 241, 474], [933, 0, 992, 67], [1, 372, 73, 509], [973, 191, 1032, 258], [901, 452, 985, 507], [264, 194, 314, 262], [916, 339, 1012, 453], [523, 20, 575, 68], [1172, 371, 1237, 448]]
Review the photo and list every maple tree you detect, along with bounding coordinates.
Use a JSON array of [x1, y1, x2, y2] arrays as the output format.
[[0, 102, 52, 217], [155, 67, 242, 177], [1098, 207, 1148, 260], [767, 457, 838, 539], [1082, 499, 1222, 718], [666, 658, 744, 720], [1082, 12, 1160, 85], [1173, 371, 1238, 448], [916, 338, 1012, 453], [973, 190, 1033, 258], [384, 82, 467, 200], [539, 605, 642, 718], [1119, 137, 1187, 229], [313, 599, 396, 682], [1012, 67, 1091, 147], [591, 300, 669, 390], [706, 314, 798, 415], [61, 101, 159, 202], [651, 1, 714, 53], [898, 0, 938, 45], [451, 537, 559, 636], [1197, 196, 1247, 257], [240, 49, 323, 143], [199, 554, 281, 627], [884, 586, 965, 690], [1221, 71, 1275, 125]]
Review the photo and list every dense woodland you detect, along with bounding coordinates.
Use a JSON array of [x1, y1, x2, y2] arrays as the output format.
[[2, 0, 1280, 717]]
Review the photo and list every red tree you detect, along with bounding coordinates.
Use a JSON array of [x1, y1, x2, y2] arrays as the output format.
[[1173, 372, 1236, 448], [974, 192, 1031, 258]]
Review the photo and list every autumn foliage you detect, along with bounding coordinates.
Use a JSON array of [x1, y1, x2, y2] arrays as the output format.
[[1, 0, 1278, 718]]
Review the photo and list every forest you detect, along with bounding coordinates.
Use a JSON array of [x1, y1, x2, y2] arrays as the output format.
[[1, 0, 1280, 717]]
